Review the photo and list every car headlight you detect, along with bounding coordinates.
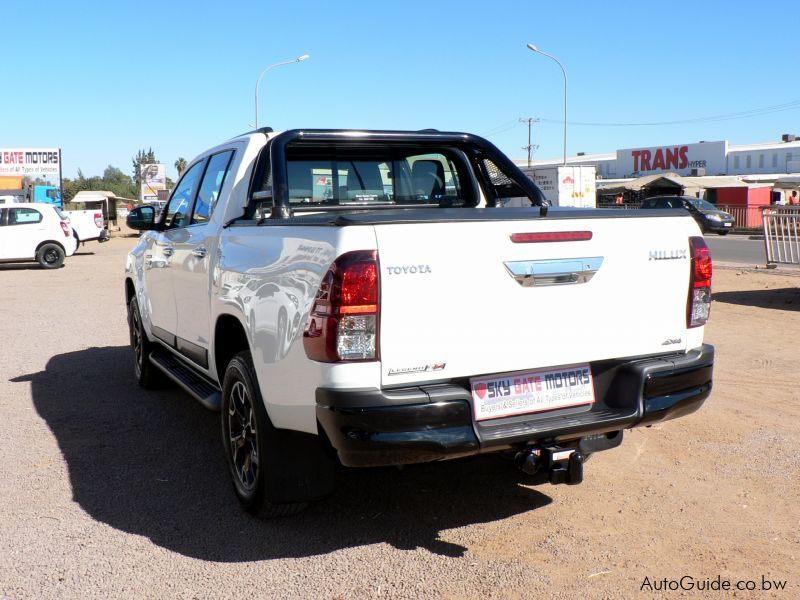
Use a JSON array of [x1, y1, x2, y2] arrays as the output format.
[[706, 214, 722, 221]]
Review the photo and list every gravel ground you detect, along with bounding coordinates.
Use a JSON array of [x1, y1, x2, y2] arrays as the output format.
[[1, 238, 797, 598]]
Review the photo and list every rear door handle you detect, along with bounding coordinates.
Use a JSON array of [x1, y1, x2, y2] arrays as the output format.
[[192, 246, 208, 258], [504, 257, 604, 287], [162, 246, 174, 257]]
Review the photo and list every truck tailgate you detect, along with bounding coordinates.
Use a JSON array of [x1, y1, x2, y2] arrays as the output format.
[[375, 215, 700, 387]]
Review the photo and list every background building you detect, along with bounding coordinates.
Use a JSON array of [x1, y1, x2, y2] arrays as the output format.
[[518, 134, 800, 182]]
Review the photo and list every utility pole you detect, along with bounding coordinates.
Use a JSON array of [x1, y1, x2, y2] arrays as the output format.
[[519, 117, 539, 167]]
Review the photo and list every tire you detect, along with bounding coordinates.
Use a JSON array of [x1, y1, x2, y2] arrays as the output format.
[[37, 243, 65, 269], [275, 309, 288, 360], [128, 297, 165, 389], [221, 351, 307, 518], [718, 230, 730, 236]]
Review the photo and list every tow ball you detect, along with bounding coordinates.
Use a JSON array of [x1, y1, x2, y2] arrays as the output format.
[[518, 446, 584, 485]]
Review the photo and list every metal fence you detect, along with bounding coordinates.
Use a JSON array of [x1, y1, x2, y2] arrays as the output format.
[[718, 205, 771, 230], [596, 201, 641, 210], [762, 206, 800, 266]]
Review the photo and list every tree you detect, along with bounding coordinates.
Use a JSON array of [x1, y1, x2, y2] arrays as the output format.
[[174, 157, 187, 178], [102, 165, 137, 199], [62, 165, 136, 202]]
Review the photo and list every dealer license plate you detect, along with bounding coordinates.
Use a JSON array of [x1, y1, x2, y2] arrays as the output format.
[[470, 364, 594, 421]]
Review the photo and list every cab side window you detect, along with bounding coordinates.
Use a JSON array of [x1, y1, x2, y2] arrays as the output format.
[[8, 207, 43, 225], [192, 150, 235, 225], [163, 161, 205, 229]]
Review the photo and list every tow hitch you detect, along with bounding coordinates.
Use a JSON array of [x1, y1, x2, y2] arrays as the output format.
[[518, 446, 584, 485]]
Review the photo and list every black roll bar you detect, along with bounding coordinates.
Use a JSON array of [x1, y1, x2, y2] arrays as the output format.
[[264, 129, 545, 218]]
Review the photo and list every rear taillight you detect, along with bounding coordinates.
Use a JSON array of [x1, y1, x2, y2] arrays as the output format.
[[60, 221, 70, 237], [94, 212, 103, 228], [303, 250, 380, 362], [687, 236, 712, 328]]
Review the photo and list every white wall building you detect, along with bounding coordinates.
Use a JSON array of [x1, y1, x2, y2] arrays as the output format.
[[517, 135, 800, 181]]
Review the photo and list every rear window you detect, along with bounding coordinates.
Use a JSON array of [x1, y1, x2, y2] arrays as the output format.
[[255, 147, 474, 209]]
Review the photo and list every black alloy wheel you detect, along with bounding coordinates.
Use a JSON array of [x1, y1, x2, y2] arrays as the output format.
[[221, 351, 307, 517], [226, 379, 259, 493]]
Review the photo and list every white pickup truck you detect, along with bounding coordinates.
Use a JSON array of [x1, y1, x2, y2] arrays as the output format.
[[62, 208, 108, 246], [125, 129, 714, 516]]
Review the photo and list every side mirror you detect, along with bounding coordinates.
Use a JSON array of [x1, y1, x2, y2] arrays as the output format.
[[127, 205, 156, 230]]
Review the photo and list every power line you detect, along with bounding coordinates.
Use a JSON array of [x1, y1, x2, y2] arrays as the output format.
[[481, 119, 521, 136], [536, 99, 800, 127]]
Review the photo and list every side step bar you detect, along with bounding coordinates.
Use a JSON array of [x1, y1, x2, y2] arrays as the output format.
[[149, 348, 221, 411]]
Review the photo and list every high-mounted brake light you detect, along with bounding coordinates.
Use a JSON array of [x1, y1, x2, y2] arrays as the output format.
[[511, 231, 592, 243], [304, 250, 380, 362], [687, 236, 712, 328], [60, 221, 70, 237]]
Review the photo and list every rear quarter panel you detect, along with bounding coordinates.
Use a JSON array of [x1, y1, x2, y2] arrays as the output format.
[[214, 223, 380, 434]]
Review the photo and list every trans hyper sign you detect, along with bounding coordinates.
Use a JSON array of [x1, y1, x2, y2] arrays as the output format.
[[0, 148, 61, 177], [617, 141, 726, 176]]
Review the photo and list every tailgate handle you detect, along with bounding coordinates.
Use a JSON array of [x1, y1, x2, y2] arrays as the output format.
[[504, 257, 603, 287]]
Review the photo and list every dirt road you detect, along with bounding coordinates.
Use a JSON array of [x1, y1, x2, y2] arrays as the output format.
[[1, 238, 797, 598]]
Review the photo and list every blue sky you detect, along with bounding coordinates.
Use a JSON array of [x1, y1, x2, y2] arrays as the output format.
[[3, 0, 799, 181]]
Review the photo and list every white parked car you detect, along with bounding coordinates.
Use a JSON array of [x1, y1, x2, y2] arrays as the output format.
[[0, 203, 77, 268]]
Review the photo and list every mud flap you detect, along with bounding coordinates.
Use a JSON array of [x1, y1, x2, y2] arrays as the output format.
[[264, 428, 336, 504]]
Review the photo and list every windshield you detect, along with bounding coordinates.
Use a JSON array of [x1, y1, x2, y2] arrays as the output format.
[[688, 198, 719, 211]]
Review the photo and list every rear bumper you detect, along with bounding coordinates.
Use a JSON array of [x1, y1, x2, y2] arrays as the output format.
[[316, 344, 714, 467], [704, 221, 734, 232], [64, 235, 78, 256]]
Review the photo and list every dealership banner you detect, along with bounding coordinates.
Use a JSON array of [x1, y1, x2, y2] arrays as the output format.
[[0, 148, 61, 178], [140, 163, 166, 200]]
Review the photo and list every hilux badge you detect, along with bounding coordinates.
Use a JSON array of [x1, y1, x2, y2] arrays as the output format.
[[649, 249, 687, 261]]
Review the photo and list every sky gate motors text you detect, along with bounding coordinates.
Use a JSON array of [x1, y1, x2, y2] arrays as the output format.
[[485, 368, 591, 399], [0, 151, 60, 165]]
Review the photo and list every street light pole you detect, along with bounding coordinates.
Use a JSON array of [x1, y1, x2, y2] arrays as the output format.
[[254, 53, 310, 130], [526, 43, 567, 165]]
